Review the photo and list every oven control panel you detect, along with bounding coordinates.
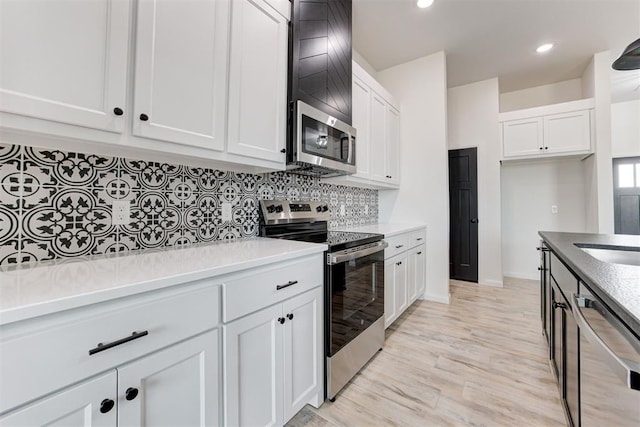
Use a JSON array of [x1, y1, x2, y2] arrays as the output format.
[[260, 199, 330, 224]]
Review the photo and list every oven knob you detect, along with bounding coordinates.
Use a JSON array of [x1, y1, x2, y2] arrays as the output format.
[[322, 205, 329, 212], [267, 204, 276, 214], [275, 204, 284, 213], [316, 205, 322, 212]]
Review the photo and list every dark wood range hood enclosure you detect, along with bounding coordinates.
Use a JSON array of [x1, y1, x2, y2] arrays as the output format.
[[289, 0, 352, 125]]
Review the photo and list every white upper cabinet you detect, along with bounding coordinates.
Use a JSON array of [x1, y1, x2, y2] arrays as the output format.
[[386, 105, 401, 185], [500, 98, 593, 160], [502, 117, 543, 158], [0, 0, 129, 132], [133, 0, 229, 150], [324, 60, 401, 189], [226, 0, 289, 162], [544, 110, 591, 155], [369, 92, 388, 182], [352, 76, 371, 177]]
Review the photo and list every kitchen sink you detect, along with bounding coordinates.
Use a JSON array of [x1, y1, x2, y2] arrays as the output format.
[[575, 244, 640, 267]]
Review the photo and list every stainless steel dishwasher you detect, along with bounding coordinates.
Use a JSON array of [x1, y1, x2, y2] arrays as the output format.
[[571, 286, 640, 426]]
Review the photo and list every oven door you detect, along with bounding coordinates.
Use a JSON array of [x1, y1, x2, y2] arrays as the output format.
[[326, 242, 386, 357]]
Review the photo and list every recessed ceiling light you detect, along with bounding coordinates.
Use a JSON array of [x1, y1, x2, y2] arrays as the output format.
[[417, 0, 434, 8], [536, 43, 554, 53]]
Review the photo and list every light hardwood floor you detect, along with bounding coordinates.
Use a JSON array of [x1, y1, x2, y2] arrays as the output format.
[[287, 278, 566, 427]]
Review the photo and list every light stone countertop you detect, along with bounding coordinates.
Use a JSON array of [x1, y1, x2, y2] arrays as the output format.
[[334, 223, 426, 237], [0, 238, 327, 326]]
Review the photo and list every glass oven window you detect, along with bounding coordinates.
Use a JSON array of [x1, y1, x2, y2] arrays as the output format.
[[302, 115, 353, 165], [328, 251, 384, 355]]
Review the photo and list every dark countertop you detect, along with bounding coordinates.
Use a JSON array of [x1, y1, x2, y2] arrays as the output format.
[[539, 231, 640, 337]]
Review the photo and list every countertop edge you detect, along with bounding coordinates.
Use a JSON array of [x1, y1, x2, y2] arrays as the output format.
[[539, 231, 640, 338], [0, 243, 327, 327]]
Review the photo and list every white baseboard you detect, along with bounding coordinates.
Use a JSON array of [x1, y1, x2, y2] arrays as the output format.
[[478, 279, 503, 288], [503, 272, 538, 281], [419, 292, 451, 304]]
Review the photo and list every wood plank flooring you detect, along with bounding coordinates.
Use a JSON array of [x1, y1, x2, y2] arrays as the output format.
[[287, 278, 566, 427]]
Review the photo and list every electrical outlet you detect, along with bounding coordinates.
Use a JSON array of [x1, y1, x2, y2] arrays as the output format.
[[340, 204, 346, 216], [112, 201, 130, 225], [364, 204, 369, 215], [222, 202, 232, 221], [551, 205, 558, 214]]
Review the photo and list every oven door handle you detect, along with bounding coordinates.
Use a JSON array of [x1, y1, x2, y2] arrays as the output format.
[[327, 241, 388, 265]]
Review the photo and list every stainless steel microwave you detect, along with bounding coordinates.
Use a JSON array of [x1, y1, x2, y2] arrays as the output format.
[[287, 101, 356, 177]]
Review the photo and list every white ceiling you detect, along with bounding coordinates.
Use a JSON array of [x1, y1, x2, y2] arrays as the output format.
[[353, 0, 640, 100]]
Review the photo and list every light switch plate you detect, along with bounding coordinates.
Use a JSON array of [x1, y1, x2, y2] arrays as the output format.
[[551, 205, 558, 214], [112, 201, 131, 225], [340, 204, 346, 216], [222, 202, 232, 221]]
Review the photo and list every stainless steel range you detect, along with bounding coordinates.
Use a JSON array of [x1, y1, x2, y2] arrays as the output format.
[[259, 200, 386, 401]]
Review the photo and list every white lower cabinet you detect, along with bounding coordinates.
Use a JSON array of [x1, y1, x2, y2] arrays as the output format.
[[117, 330, 219, 426], [0, 330, 219, 427], [0, 371, 117, 427], [384, 253, 408, 328], [224, 287, 322, 427], [383, 228, 427, 329]]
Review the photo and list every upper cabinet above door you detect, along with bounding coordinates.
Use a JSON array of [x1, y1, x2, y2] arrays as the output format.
[[133, 0, 230, 151], [0, 0, 130, 132]]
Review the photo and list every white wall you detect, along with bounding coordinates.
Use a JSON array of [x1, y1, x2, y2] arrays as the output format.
[[501, 159, 588, 279], [612, 99, 640, 158], [581, 59, 599, 232], [499, 78, 583, 112], [377, 52, 451, 304], [448, 79, 503, 287]]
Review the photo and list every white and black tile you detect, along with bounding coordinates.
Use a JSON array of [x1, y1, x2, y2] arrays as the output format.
[[0, 143, 378, 265]]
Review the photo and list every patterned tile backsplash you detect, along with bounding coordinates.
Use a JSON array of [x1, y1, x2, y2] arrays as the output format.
[[0, 143, 378, 265]]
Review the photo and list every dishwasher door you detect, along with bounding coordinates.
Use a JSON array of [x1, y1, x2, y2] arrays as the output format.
[[571, 289, 640, 426]]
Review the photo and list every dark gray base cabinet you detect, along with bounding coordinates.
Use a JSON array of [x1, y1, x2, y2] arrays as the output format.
[[548, 252, 580, 427]]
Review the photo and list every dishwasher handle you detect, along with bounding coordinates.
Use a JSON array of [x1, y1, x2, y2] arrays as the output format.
[[571, 293, 640, 391]]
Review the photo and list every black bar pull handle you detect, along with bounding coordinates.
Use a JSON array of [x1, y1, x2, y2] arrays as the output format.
[[276, 280, 298, 290], [395, 244, 404, 249], [89, 331, 149, 355]]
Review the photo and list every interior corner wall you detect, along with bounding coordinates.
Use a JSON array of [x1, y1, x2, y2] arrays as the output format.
[[593, 51, 614, 234], [447, 79, 503, 287], [376, 51, 450, 304], [501, 159, 588, 280], [612, 100, 640, 158], [352, 49, 378, 79], [499, 78, 584, 112]]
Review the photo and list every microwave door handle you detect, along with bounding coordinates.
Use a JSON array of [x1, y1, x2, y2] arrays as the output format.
[[347, 134, 355, 164], [571, 294, 640, 391]]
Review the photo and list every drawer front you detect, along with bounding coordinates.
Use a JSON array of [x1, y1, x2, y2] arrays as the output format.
[[550, 252, 579, 303], [384, 234, 410, 259], [407, 228, 426, 248], [222, 254, 323, 323], [0, 280, 219, 414]]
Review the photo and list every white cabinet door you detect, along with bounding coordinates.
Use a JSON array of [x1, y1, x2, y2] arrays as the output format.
[[0, 0, 129, 132], [502, 117, 543, 158], [227, 0, 288, 162], [384, 257, 397, 329], [282, 288, 322, 423], [370, 92, 387, 183], [0, 371, 117, 427], [117, 329, 220, 427], [224, 304, 284, 427], [133, 0, 229, 150], [386, 105, 401, 185], [544, 110, 591, 155], [394, 254, 409, 316], [352, 76, 371, 178], [414, 244, 427, 297], [408, 245, 426, 302]]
